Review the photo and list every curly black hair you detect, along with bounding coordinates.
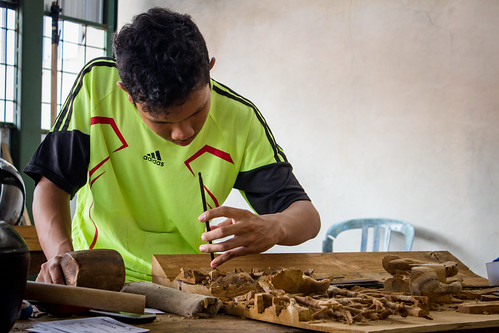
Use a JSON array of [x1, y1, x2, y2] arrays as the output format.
[[113, 8, 210, 115]]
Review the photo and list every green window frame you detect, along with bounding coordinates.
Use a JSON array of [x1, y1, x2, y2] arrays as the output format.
[[0, 2, 18, 127]]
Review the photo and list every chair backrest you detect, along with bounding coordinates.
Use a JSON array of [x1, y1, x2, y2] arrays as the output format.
[[322, 218, 415, 252]]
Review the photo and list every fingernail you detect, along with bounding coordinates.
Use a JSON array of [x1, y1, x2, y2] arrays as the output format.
[[201, 234, 207, 242], [199, 245, 206, 252], [199, 213, 206, 221]]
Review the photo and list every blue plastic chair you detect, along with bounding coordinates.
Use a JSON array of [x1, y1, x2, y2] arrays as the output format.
[[322, 218, 415, 252]]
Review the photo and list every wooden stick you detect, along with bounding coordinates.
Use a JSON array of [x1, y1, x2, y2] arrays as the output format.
[[24, 281, 146, 314]]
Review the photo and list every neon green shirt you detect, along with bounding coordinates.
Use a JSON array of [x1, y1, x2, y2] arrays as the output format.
[[25, 57, 310, 281]]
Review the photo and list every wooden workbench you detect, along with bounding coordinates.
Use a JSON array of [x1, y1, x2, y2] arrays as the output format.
[[140, 312, 499, 333], [10, 251, 499, 332], [11, 313, 307, 332], [11, 310, 499, 332]]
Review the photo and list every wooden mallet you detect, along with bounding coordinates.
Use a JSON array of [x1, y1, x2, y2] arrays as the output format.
[[60, 249, 125, 291], [24, 249, 145, 314]]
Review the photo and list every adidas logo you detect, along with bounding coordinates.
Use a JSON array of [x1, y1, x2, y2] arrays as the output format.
[[143, 150, 164, 167]]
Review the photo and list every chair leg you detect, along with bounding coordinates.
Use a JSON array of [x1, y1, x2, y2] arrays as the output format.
[[361, 226, 369, 252]]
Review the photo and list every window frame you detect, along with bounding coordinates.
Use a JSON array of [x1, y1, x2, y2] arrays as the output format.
[[40, 12, 108, 131], [7, 0, 116, 222], [0, 2, 19, 128]]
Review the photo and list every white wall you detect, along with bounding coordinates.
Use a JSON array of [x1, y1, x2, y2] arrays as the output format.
[[118, 0, 499, 278]]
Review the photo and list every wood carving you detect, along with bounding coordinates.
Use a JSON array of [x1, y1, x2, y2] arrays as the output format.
[[382, 255, 462, 304], [267, 269, 330, 296], [382, 255, 459, 279], [151, 253, 499, 332], [174, 267, 430, 327]]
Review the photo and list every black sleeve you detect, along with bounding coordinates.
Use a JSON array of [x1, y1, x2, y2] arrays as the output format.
[[234, 162, 310, 215], [23, 130, 90, 198]]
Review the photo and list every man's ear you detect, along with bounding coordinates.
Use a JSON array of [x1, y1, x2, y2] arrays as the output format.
[[117, 81, 134, 105], [209, 57, 216, 70]]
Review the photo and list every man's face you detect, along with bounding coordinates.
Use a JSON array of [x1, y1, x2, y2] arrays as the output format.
[[135, 83, 211, 146]]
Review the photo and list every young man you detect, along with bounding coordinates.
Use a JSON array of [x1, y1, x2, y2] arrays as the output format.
[[24, 8, 320, 283]]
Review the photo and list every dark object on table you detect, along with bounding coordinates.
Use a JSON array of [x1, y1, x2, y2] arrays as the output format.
[[0, 157, 25, 225], [0, 158, 30, 332], [330, 278, 384, 289]]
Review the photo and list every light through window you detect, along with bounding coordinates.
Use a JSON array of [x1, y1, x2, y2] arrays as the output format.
[[0, 6, 17, 125], [41, 17, 106, 130]]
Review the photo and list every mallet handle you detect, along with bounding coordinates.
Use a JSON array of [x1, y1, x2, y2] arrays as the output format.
[[24, 281, 146, 314]]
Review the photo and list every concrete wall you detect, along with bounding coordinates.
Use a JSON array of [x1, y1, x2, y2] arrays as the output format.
[[118, 0, 499, 278]]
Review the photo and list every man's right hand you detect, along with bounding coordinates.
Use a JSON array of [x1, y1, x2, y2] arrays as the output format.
[[36, 256, 66, 284], [32, 177, 74, 284]]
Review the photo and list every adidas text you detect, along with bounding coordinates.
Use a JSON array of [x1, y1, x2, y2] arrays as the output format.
[[143, 150, 164, 167]]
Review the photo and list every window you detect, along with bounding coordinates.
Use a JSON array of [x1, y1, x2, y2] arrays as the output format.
[[0, 5, 17, 125], [41, 13, 106, 130]]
